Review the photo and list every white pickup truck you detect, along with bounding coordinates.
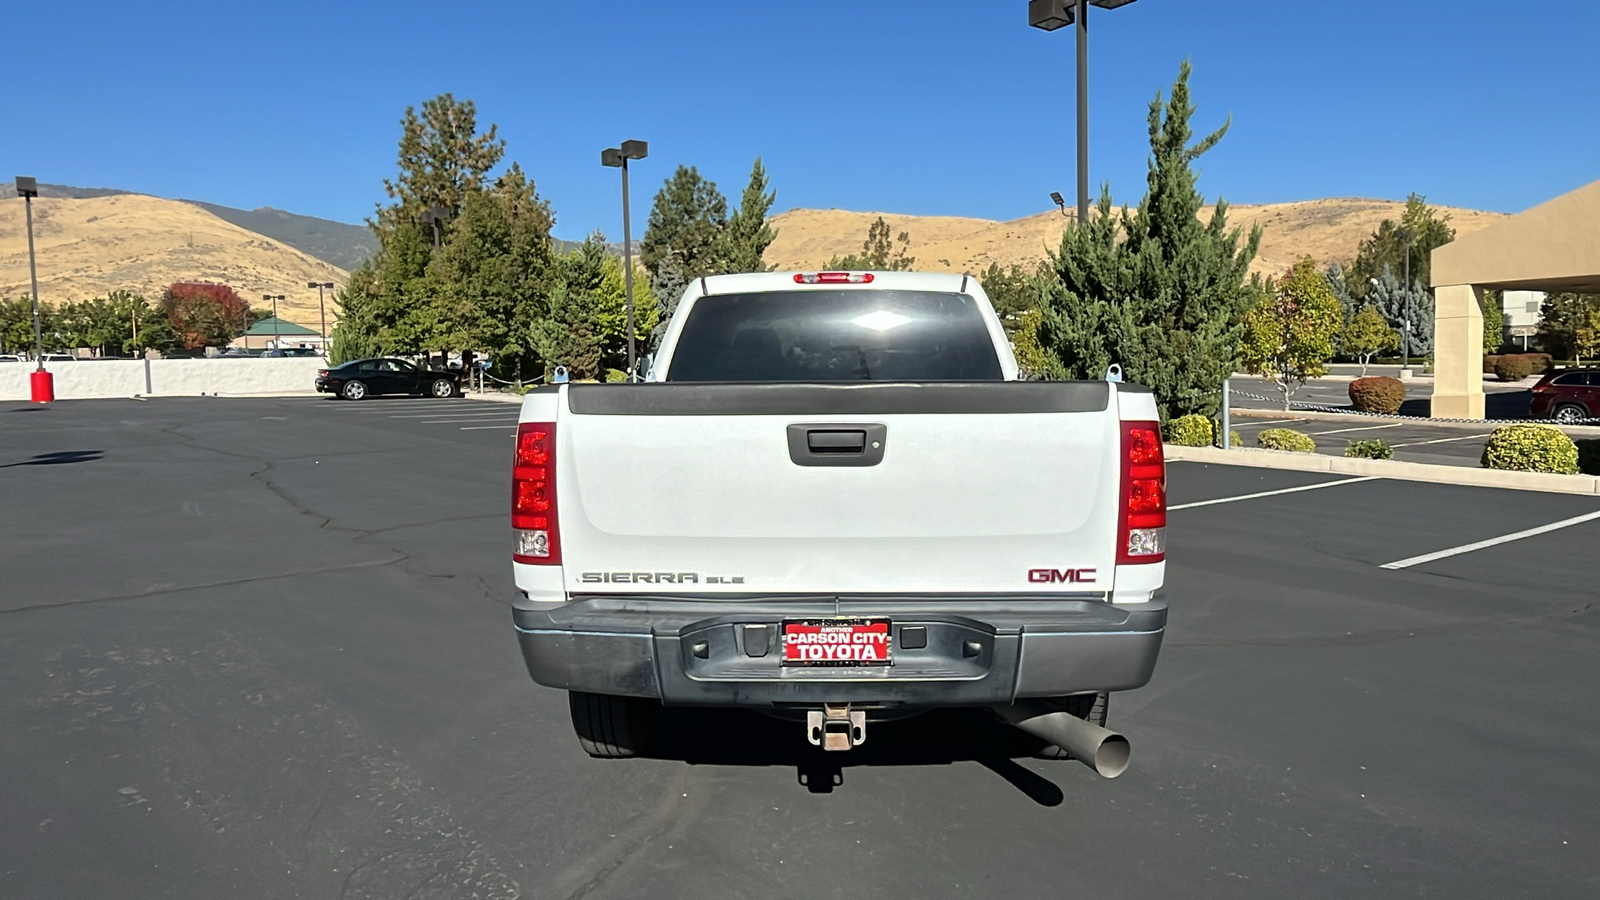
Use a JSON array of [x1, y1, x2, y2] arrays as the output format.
[[511, 271, 1167, 777]]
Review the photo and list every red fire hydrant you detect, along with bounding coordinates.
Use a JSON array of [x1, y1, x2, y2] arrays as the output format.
[[30, 369, 54, 403]]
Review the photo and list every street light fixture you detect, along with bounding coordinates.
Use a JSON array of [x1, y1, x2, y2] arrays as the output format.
[[1397, 227, 1415, 373], [1049, 191, 1070, 218], [263, 294, 286, 349], [308, 281, 334, 349], [14, 176, 52, 402], [1029, 0, 1138, 226], [602, 139, 648, 380]]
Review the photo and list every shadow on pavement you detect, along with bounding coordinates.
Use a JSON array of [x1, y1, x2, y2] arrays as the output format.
[[1395, 390, 1531, 419], [0, 450, 104, 468], [641, 706, 1070, 805]]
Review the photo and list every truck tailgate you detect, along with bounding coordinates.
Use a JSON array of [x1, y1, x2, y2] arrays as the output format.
[[550, 382, 1121, 595]]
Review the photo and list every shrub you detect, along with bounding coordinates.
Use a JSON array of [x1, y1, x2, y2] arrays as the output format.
[[1348, 376, 1406, 414], [1345, 439, 1393, 460], [1577, 439, 1600, 476], [1163, 414, 1214, 447], [1258, 428, 1317, 453], [1493, 355, 1534, 382], [1480, 425, 1579, 474], [1483, 353, 1552, 375]]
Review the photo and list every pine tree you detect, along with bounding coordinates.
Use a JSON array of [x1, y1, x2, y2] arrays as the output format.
[[1035, 61, 1261, 419], [380, 94, 506, 230], [1366, 267, 1433, 356], [827, 217, 915, 271], [719, 158, 778, 274], [640, 166, 729, 281]]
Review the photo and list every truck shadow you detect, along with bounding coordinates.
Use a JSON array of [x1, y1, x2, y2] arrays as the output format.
[[642, 706, 1070, 806]]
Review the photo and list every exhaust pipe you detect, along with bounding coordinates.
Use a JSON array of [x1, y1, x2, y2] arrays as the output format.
[[994, 702, 1131, 779]]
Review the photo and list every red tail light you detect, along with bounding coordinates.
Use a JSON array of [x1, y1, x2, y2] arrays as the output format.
[[513, 422, 561, 565], [794, 272, 875, 284], [1117, 420, 1166, 564], [317, 369, 329, 377]]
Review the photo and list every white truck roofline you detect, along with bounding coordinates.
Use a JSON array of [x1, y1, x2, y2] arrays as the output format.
[[648, 270, 1019, 382]]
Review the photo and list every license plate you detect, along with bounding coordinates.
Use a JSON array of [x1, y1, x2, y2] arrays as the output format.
[[781, 618, 892, 667]]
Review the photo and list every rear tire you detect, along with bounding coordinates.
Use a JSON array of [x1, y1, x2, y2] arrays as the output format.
[[1031, 692, 1109, 760], [1553, 403, 1589, 424], [340, 380, 368, 401], [429, 378, 456, 398], [568, 691, 657, 759]]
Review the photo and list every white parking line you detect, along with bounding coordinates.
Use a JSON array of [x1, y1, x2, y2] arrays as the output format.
[[1308, 423, 1404, 436], [384, 409, 510, 419], [1236, 418, 1307, 427], [1389, 433, 1492, 448], [1168, 476, 1381, 511], [460, 424, 519, 431], [422, 417, 519, 424], [1380, 510, 1600, 570]]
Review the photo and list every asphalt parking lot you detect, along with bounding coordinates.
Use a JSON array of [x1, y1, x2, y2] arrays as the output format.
[[3, 396, 1598, 899]]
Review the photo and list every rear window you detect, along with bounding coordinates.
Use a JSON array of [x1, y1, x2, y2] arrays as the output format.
[[665, 290, 1004, 382]]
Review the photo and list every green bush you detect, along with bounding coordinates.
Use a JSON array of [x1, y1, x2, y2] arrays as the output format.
[[1163, 414, 1214, 447], [1577, 439, 1600, 476], [1348, 376, 1406, 414], [1258, 428, 1317, 453], [602, 368, 630, 383], [1493, 355, 1534, 382], [1480, 425, 1579, 474], [1344, 439, 1393, 460]]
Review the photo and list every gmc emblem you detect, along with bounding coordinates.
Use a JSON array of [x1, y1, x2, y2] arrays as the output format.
[[1028, 568, 1097, 584]]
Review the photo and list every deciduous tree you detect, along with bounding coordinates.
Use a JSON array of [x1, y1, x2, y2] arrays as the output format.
[[1342, 307, 1399, 375], [1239, 259, 1345, 409], [161, 282, 250, 351]]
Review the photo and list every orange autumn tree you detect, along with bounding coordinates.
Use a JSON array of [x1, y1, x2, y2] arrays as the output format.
[[161, 282, 250, 351]]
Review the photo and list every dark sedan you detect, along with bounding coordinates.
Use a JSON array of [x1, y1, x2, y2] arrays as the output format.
[[315, 358, 462, 400], [1529, 368, 1600, 422]]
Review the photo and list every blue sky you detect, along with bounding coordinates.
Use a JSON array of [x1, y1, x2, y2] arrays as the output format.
[[5, 0, 1597, 241]]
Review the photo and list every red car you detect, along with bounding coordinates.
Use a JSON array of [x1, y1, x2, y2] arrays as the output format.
[[1529, 368, 1600, 423]]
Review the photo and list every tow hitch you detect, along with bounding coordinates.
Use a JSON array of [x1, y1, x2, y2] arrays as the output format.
[[806, 704, 866, 751]]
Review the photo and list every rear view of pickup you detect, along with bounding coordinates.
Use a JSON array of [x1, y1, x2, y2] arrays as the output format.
[[511, 271, 1167, 777]]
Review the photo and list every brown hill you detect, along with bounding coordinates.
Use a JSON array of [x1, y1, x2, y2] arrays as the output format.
[[763, 198, 1507, 279], [0, 194, 347, 327]]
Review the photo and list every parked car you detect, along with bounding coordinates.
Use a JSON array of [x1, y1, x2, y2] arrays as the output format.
[[40, 353, 77, 362], [316, 358, 462, 400], [262, 347, 323, 358], [0, 353, 27, 363], [510, 271, 1167, 777], [1530, 368, 1600, 422]]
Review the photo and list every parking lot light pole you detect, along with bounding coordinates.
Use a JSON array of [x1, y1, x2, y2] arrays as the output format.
[[308, 281, 334, 350], [602, 140, 648, 380], [15, 176, 53, 402], [263, 294, 285, 349], [1029, 0, 1137, 226]]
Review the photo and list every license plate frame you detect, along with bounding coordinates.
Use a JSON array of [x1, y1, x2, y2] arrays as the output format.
[[780, 617, 892, 667]]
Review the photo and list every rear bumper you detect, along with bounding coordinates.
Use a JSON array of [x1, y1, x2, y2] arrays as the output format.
[[513, 594, 1166, 708]]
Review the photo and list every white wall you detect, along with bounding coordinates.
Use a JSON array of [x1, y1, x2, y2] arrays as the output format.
[[0, 358, 326, 401]]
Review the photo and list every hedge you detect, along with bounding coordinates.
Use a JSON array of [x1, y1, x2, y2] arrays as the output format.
[[1482, 353, 1552, 375], [1344, 439, 1393, 460], [1577, 439, 1600, 476], [1492, 355, 1534, 382], [1258, 428, 1317, 453], [1348, 376, 1406, 414], [1480, 424, 1579, 474]]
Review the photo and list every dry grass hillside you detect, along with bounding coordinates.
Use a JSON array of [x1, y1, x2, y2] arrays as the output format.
[[0, 194, 347, 327], [764, 198, 1506, 279]]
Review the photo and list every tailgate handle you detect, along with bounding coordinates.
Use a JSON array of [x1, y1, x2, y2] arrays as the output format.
[[808, 430, 866, 453], [787, 423, 887, 467]]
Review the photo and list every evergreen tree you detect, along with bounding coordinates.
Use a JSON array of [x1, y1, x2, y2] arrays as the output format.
[[1366, 266, 1434, 356], [1350, 194, 1455, 302], [979, 262, 1041, 336], [379, 93, 506, 230], [827, 217, 916, 271], [1035, 61, 1261, 419], [648, 250, 689, 350], [529, 281, 603, 380], [640, 166, 728, 281], [1481, 290, 1504, 354], [718, 158, 778, 274]]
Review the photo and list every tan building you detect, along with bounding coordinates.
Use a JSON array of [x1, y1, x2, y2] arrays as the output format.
[[1431, 179, 1600, 418]]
